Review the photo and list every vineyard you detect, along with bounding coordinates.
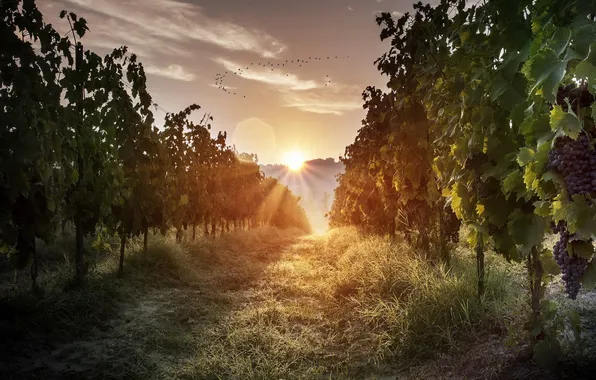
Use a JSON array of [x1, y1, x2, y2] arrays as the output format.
[[3, 0, 596, 378], [1, 0, 310, 288], [329, 0, 596, 364]]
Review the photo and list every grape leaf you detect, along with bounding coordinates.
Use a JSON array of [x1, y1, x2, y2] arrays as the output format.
[[47, 198, 56, 213], [570, 240, 594, 259], [16, 171, 30, 199], [524, 48, 566, 102], [517, 147, 535, 166], [70, 168, 79, 184], [534, 200, 551, 217], [550, 105, 582, 139], [569, 22, 596, 59], [548, 27, 571, 57], [569, 310, 582, 341], [575, 42, 596, 91], [540, 248, 560, 275], [482, 196, 512, 227], [508, 211, 546, 255], [581, 258, 596, 289], [502, 170, 525, 199], [533, 339, 563, 371]]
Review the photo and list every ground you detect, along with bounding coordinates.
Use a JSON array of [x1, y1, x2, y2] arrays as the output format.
[[0, 228, 595, 379]]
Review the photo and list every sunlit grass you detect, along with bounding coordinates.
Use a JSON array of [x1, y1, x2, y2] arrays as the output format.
[[0, 226, 527, 379]]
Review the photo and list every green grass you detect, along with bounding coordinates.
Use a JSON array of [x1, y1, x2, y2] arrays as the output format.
[[0, 226, 528, 380]]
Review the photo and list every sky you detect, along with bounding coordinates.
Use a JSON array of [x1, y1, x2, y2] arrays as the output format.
[[39, 0, 422, 164]]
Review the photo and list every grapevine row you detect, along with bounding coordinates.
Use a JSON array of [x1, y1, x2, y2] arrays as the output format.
[[0, 0, 310, 286], [330, 0, 596, 358]]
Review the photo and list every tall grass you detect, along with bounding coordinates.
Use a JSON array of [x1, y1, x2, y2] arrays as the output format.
[[1, 226, 526, 379], [297, 227, 526, 368]]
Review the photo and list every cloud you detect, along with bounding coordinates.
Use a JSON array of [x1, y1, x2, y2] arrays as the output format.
[[348, 6, 354, 11], [145, 64, 196, 81], [376, 0, 385, 3], [209, 83, 237, 90], [214, 58, 319, 91], [281, 83, 362, 115], [41, 0, 286, 59]]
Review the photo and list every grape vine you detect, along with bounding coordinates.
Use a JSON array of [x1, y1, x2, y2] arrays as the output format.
[[547, 128, 596, 298], [1, 0, 311, 284], [330, 0, 596, 360]]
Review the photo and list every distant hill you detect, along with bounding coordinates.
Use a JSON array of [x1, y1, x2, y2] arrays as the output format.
[[260, 158, 344, 232]]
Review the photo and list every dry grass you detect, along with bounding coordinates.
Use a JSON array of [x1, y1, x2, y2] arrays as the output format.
[[0, 226, 528, 380]]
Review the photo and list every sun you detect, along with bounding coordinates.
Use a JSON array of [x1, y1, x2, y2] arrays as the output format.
[[283, 150, 305, 171]]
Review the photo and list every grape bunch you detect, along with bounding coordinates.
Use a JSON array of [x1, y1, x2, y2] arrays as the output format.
[[547, 133, 596, 197], [556, 82, 594, 112], [550, 221, 589, 299]]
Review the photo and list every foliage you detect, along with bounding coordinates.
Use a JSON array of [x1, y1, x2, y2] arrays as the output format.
[[328, 28, 461, 257], [329, 0, 596, 362], [0, 0, 310, 283]]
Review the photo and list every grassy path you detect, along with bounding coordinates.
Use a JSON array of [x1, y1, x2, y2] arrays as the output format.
[[2, 228, 596, 379]]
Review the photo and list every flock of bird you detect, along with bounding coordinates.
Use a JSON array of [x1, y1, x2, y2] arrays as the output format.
[[212, 55, 351, 98]]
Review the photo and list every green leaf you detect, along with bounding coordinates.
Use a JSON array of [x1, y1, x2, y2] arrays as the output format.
[[500, 44, 531, 80], [481, 194, 513, 228], [569, 310, 582, 341], [534, 142, 550, 173], [490, 73, 526, 111], [534, 201, 551, 217], [570, 240, 594, 259], [575, 60, 596, 86], [450, 183, 472, 220], [570, 21, 596, 59], [574, 42, 596, 91], [550, 105, 582, 139], [179, 194, 189, 206], [16, 171, 30, 199], [41, 165, 52, 185], [525, 48, 566, 102], [548, 27, 571, 57], [581, 258, 596, 288], [517, 147, 535, 166], [47, 198, 56, 213], [533, 339, 563, 371], [70, 169, 79, 184], [540, 248, 560, 275], [508, 211, 546, 255], [553, 195, 596, 238], [502, 170, 525, 199]]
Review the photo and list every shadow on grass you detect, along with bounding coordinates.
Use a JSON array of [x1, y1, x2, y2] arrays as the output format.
[[0, 227, 303, 380]]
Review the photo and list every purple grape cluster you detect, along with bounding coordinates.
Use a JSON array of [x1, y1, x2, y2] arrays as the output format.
[[550, 221, 588, 300], [547, 134, 596, 197]]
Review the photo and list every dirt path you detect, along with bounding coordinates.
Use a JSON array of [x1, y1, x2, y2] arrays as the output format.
[[3, 231, 596, 380], [2, 232, 316, 379], [3, 287, 212, 379]]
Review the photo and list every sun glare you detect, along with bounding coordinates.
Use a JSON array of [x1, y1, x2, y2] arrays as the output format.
[[283, 151, 305, 171]]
